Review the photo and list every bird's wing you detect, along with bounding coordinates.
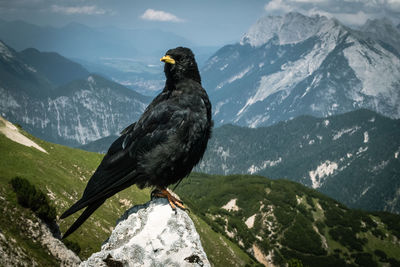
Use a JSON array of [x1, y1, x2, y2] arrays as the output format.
[[60, 97, 191, 219]]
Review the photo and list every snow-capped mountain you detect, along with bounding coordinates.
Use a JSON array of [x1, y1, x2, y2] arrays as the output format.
[[197, 109, 400, 214], [0, 40, 150, 146], [202, 12, 400, 127]]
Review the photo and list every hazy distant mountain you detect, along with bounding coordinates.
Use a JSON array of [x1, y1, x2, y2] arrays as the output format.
[[78, 134, 119, 153], [0, 19, 217, 96], [0, 19, 217, 62], [0, 20, 138, 60], [202, 12, 400, 127], [0, 40, 151, 146], [19, 48, 89, 87], [74, 57, 165, 97], [0, 40, 53, 98], [197, 109, 400, 214], [360, 18, 400, 53]]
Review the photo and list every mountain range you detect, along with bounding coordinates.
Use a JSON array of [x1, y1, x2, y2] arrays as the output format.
[[0, 19, 217, 66], [2, 12, 399, 215], [0, 40, 151, 146], [202, 12, 400, 127], [1, 117, 400, 267], [0, 19, 185, 60], [197, 109, 400, 214], [176, 173, 400, 267], [0, 19, 217, 96], [80, 109, 400, 214]]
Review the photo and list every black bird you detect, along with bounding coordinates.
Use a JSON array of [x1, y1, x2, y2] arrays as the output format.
[[60, 47, 212, 239]]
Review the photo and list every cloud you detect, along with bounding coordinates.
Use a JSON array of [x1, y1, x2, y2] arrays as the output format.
[[51, 5, 107, 15], [140, 9, 184, 22], [264, 0, 400, 25]]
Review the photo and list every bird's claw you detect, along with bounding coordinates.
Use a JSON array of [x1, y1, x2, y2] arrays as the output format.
[[151, 188, 186, 211]]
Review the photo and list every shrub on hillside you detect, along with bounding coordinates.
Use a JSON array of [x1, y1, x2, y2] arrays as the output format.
[[10, 176, 56, 223]]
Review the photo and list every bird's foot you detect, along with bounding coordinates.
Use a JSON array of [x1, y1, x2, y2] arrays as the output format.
[[151, 188, 186, 211]]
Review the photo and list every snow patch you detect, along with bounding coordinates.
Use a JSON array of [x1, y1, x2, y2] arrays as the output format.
[[357, 146, 368, 155], [0, 41, 14, 61], [246, 114, 270, 128], [245, 214, 256, 229], [361, 185, 372, 196], [248, 157, 282, 174], [222, 198, 239, 212], [309, 160, 338, 189], [219, 64, 228, 71], [363, 131, 369, 143], [213, 100, 228, 116], [215, 146, 230, 161], [25, 65, 37, 73], [0, 117, 48, 153], [216, 66, 252, 90], [333, 126, 360, 140]]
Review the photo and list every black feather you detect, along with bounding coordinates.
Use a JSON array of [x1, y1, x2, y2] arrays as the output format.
[[61, 47, 213, 238]]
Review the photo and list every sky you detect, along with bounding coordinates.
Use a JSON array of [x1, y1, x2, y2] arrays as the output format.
[[0, 0, 399, 46]]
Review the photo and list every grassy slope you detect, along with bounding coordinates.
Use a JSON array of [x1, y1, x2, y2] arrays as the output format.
[[0, 129, 150, 258], [0, 127, 256, 266], [176, 173, 400, 267]]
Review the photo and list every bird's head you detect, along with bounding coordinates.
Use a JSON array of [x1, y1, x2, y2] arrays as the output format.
[[160, 47, 201, 85]]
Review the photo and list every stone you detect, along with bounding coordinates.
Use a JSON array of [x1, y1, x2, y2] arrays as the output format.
[[80, 198, 210, 267]]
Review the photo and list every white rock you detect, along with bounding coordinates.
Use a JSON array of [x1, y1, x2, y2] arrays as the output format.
[[80, 198, 210, 267]]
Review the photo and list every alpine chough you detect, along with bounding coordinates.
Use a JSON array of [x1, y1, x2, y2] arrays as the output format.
[[60, 47, 212, 239]]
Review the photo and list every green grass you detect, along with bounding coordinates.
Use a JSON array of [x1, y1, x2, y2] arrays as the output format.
[[0, 130, 150, 258], [0, 125, 257, 266], [3, 122, 400, 267]]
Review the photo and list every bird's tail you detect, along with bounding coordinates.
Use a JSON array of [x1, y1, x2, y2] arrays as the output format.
[[62, 199, 105, 239]]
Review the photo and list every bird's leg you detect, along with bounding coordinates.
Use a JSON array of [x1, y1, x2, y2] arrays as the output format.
[[151, 187, 185, 210]]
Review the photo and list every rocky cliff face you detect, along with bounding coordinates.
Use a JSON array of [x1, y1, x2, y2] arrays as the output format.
[[202, 12, 400, 127], [81, 198, 210, 267], [0, 41, 151, 146]]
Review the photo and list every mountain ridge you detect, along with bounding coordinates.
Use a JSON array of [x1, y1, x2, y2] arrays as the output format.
[[202, 12, 400, 127], [0, 40, 151, 146], [196, 109, 400, 214]]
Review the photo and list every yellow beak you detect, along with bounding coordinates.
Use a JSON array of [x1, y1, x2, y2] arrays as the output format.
[[160, 55, 176, 64]]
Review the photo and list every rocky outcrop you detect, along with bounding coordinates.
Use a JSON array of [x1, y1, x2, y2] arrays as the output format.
[[26, 218, 81, 267], [81, 198, 210, 267], [0, 188, 81, 267]]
